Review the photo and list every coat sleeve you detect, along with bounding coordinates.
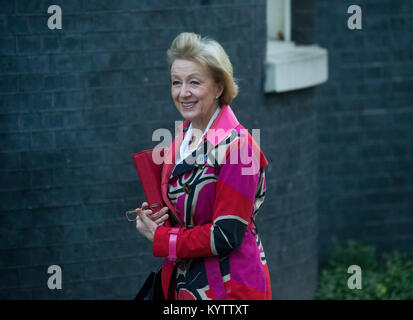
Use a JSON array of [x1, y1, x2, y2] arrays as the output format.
[[152, 135, 262, 259]]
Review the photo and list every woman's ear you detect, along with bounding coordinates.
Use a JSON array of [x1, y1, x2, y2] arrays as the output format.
[[216, 81, 224, 99]]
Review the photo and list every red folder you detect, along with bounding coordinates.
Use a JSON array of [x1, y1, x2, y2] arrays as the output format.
[[132, 148, 165, 213]]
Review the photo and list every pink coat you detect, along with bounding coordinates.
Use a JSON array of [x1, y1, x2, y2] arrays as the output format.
[[153, 105, 272, 300]]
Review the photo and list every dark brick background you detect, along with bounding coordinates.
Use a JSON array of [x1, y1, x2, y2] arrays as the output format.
[[315, 0, 413, 260], [0, 0, 411, 299]]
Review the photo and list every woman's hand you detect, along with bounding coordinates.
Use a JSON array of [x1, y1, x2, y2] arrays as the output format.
[[135, 203, 169, 242], [137, 202, 169, 225]]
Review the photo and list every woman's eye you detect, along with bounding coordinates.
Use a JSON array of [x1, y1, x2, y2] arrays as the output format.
[[171, 80, 199, 86]]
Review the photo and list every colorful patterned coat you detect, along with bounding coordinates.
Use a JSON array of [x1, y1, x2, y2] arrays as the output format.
[[153, 105, 272, 300]]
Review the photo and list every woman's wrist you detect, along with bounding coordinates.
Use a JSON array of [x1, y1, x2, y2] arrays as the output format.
[[153, 225, 173, 257]]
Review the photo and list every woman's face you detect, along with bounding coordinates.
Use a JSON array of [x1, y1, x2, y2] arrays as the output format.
[[170, 59, 223, 131]]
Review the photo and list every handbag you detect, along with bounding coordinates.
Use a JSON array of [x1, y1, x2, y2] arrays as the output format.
[[132, 148, 165, 213], [132, 148, 166, 300], [134, 268, 164, 300]]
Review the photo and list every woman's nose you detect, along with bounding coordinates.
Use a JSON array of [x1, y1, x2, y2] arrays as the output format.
[[179, 85, 191, 98]]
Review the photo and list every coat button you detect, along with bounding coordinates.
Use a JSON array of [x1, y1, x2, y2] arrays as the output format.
[[182, 183, 192, 194]]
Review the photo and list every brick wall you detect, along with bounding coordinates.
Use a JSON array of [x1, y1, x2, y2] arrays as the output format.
[[254, 0, 319, 299], [1, 0, 319, 299], [4, 0, 409, 300], [258, 88, 319, 299], [0, 0, 173, 299], [315, 0, 413, 260]]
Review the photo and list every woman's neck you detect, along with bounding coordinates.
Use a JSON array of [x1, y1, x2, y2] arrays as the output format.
[[188, 106, 220, 149], [193, 105, 219, 132]]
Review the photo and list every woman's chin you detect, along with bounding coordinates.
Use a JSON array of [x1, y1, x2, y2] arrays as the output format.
[[179, 109, 199, 121]]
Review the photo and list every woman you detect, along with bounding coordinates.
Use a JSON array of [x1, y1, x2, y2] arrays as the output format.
[[136, 32, 271, 300]]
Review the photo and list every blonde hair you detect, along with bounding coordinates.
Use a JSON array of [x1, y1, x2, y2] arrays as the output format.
[[167, 32, 238, 107]]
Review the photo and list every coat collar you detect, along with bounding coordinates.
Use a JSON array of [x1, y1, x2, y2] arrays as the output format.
[[164, 105, 240, 175], [204, 105, 240, 147], [170, 105, 240, 176], [160, 105, 239, 225], [177, 104, 239, 147], [159, 105, 269, 225]]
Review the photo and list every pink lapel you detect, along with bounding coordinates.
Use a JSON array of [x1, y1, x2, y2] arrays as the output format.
[[207, 105, 269, 168], [160, 105, 242, 225], [160, 120, 190, 226], [205, 105, 240, 147]]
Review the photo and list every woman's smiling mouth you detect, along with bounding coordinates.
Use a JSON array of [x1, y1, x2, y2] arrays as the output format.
[[181, 102, 197, 109]]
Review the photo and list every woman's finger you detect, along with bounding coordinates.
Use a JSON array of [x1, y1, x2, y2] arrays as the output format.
[[141, 209, 153, 216], [138, 209, 156, 228], [136, 216, 142, 230], [136, 208, 156, 242], [149, 207, 169, 221], [155, 214, 169, 225]]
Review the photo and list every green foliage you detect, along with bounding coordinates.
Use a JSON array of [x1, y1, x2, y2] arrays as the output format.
[[316, 238, 413, 299]]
